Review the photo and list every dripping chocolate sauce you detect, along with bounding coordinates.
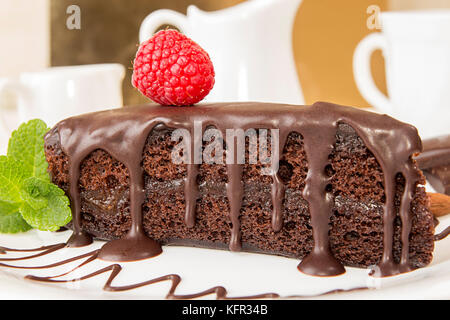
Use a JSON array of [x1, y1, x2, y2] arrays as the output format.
[[43, 101, 425, 277]]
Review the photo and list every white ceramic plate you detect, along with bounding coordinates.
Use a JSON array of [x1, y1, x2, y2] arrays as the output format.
[[0, 213, 449, 300]]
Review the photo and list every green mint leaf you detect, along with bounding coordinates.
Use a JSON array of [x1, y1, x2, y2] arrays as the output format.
[[7, 119, 51, 182], [19, 177, 72, 231], [0, 119, 72, 233], [20, 177, 50, 211], [0, 156, 32, 233], [0, 211, 33, 234]]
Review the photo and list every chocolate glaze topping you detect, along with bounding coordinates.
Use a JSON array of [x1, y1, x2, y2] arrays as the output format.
[[45, 101, 423, 276]]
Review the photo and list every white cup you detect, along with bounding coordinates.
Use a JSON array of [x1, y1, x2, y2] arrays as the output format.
[[0, 64, 125, 153], [353, 10, 450, 139], [138, 0, 304, 104]]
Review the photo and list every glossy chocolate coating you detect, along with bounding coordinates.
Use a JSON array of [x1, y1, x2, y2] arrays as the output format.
[[45, 101, 423, 276]]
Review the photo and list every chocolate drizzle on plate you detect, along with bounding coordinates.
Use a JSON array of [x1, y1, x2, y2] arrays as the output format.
[[45, 101, 424, 277], [434, 226, 450, 241], [0, 224, 448, 298], [0, 244, 278, 299], [0, 243, 370, 299]]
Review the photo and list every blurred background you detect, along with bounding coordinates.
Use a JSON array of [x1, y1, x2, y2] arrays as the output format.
[[1, 0, 448, 107]]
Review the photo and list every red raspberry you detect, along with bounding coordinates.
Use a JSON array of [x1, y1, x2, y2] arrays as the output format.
[[132, 29, 215, 106]]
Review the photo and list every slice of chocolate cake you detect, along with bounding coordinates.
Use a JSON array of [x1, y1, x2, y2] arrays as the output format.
[[44, 101, 434, 277]]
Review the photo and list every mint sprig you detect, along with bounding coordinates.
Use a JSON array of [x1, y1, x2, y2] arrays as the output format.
[[0, 156, 31, 233], [0, 120, 72, 233]]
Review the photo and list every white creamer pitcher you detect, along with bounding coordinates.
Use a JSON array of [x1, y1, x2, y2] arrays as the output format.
[[139, 0, 304, 104]]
